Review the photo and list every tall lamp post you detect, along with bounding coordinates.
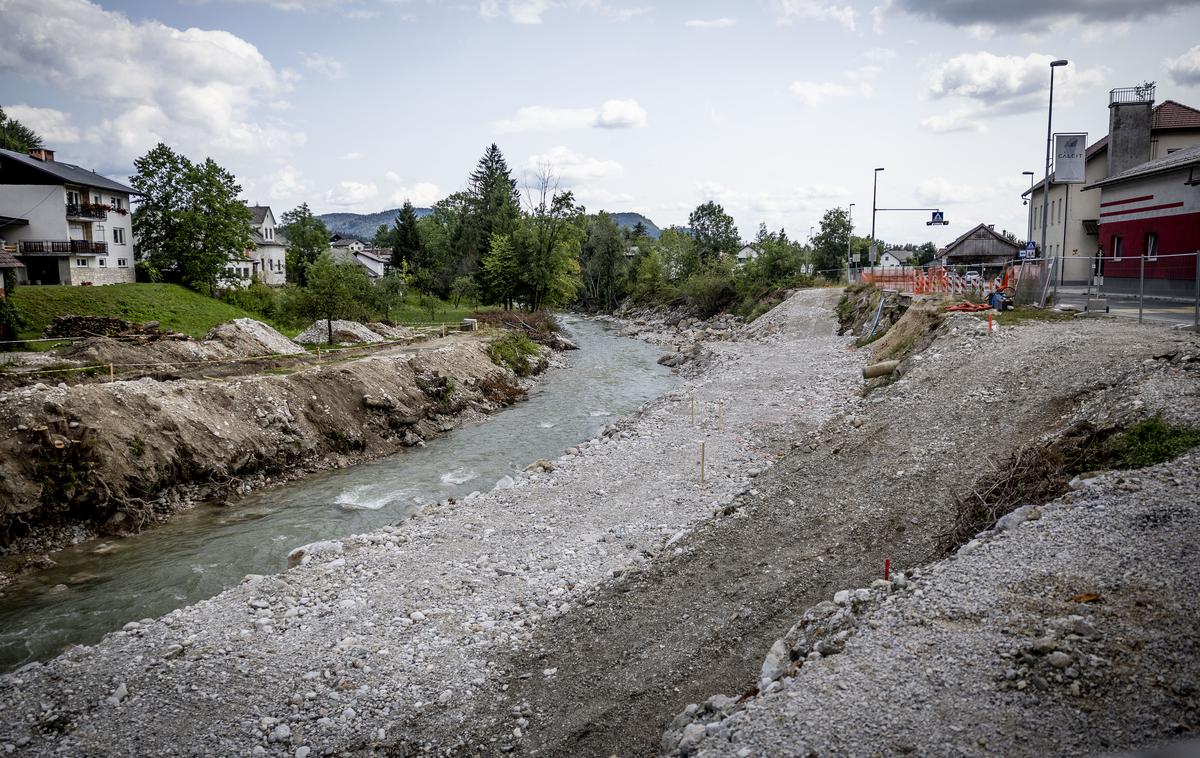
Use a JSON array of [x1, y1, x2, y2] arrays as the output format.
[[870, 167, 884, 265], [846, 202, 855, 281], [1022, 170, 1035, 245], [1039, 59, 1068, 273]]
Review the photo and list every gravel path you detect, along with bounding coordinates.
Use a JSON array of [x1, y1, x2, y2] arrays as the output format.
[[0, 290, 863, 756], [674, 450, 1200, 757]]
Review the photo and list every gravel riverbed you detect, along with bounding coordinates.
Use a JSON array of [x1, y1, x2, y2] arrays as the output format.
[[0, 290, 864, 755]]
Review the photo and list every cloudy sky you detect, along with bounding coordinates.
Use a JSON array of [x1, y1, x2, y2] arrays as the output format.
[[3, 0, 1200, 244]]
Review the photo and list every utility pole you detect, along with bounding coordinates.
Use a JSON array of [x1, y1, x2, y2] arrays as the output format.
[[1022, 171, 1035, 244], [847, 203, 855, 280], [1040, 59, 1068, 283]]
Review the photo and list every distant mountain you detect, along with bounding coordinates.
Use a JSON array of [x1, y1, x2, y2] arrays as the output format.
[[609, 212, 662, 239], [318, 208, 431, 241]]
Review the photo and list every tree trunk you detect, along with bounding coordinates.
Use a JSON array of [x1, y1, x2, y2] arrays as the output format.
[[326, 317, 333, 345]]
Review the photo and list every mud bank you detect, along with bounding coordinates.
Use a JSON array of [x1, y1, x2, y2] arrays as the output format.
[[0, 335, 546, 560]]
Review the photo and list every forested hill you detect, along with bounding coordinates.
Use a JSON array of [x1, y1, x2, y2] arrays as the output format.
[[609, 212, 662, 239], [319, 208, 661, 241], [318, 208, 431, 240]]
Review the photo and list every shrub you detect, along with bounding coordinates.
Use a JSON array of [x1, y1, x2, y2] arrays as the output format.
[[681, 268, 736, 317], [487, 332, 541, 376]]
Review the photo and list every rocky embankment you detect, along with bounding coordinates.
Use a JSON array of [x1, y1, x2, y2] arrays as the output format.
[[0, 334, 545, 561], [666, 451, 1200, 756]]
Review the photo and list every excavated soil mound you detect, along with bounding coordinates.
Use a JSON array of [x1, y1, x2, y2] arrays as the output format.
[[366, 322, 416, 340], [203, 318, 305, 356], [294, 320, 385, 344]]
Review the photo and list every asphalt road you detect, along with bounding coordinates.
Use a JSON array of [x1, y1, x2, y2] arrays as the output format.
[[1057, 292, 1199, 329]]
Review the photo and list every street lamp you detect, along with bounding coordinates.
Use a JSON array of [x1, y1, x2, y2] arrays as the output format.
[[1039, 59, 1068, 267], [870, 168, 884, 246], [1022, 170, 1035, 245], [847, 203, 855, 280]]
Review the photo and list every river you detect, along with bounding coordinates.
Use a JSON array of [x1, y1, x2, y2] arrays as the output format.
[[0, 317, 673, 672]]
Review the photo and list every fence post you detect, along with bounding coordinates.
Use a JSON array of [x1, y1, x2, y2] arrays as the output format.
[[1138, 253, 1145, 324], [1194, 251, 1199, 332]]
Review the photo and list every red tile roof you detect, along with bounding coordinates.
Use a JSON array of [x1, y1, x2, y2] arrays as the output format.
[[1152, 100, 1200, 130]]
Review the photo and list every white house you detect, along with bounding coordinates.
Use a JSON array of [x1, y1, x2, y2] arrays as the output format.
[[331, 244, 390, 278], [248, 205, 287, 286], [330, 237, 365, 255], [879, 249, 914, 267], [0, 147, 136, 285], [736, 244, 759, 266]]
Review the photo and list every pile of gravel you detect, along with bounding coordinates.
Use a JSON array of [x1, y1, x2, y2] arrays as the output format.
[[203, 318, 306, 356], [365, 323, 416, 340], [293, 320, 384, 345]]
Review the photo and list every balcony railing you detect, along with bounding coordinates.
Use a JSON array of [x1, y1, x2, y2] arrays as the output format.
[[18, 240, 107, 255], [65, 203, 108, 221], [1110, 85, 1155, 105]]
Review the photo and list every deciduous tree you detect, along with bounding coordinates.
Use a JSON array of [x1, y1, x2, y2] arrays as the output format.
[[279, 203, 330, 287], [688, 201, 740, 264], [296, 251, 372, 344]]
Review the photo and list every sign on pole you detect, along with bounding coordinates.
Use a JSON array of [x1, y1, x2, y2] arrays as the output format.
[[1053, 133, 1087, 184], [926, 211, 948, 226], [1023, 241, 1037, 259], [868, 243, 878, 265]]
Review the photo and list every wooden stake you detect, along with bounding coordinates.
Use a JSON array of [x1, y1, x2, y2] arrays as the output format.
[[719, 401, 724, 431], [108, 363, 114, 382], [988, 312, 994, 334], [700, 441, 706, 483], [316, 346, 321, 363], [691, 397, 695, 427]]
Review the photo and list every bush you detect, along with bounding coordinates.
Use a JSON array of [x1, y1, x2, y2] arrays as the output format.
[[0, 298, 26, 351], [681, 268, 736, 317], [487, 332, 541, 376], [220, 278, 279, 320], [1103, 416, 1200, 469]]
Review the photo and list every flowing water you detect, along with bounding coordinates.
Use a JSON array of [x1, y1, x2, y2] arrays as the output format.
[[0, 317, 673, 672]]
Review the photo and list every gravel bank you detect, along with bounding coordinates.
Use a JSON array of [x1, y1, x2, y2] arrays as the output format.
[[672, 450, 1200, 757], [0, 290, 864, 756]]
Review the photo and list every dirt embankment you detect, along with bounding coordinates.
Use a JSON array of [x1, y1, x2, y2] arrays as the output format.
[[0, 335, 546, 559]]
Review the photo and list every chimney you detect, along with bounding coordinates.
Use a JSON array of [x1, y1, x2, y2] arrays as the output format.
[[27, 148, 55, 162], [1107, 85, 1154, 176]]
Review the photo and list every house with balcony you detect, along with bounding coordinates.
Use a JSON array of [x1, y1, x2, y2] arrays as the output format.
[[1022, 87, 1200, 285], [0, 147, 136, 285]]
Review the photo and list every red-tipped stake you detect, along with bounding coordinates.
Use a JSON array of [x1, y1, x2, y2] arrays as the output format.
[[884, 557, 891, 581]]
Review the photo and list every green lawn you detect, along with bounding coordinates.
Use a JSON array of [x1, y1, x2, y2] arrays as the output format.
[[10, 283, 268, 340]]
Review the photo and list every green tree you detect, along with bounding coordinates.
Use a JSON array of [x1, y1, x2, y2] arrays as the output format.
[[131, 143, 253, 294], [658, 226, 699, 280], [515, 172, 582, 312], [419, 192, 478, 298], [296, 251, 373, 344], [482, 233, 520, 310], [467, 144, 521, 281], [373, 271, 407, 321], [810, 207, 852, 277], [371, 223, 395, 249], [579, 211, 627, 311], [688, 201, 740, 264], [279, 203, 329, 286], [0, 107, 43, 153], [450, 275, 477, 308], [391, 200, 424, 274]]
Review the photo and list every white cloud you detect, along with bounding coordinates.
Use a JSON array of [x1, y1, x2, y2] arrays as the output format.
[[770, 0, 856, 30], [480, 0, 654, 24], [914, 177, 978, 205], [920, 107, 986, 133], [685, 18, 736, 28], [389, 182, 442, 207], [526, 146, 624, 182], [340, 151, 363, 160], [0, 0, 304, 166], [863, 47, 896, 63], [1165, 45, 1200, 86], [4, 105, 80, 143], [301, 52, 345, 79], [268, 165, 307, 202], [870, 0, 892, 33], [574, 187, 635, 206], [928, 52, 1104, 115], [789, 81, 870, 107], [696, 180, 850, 217], [494, 98, 646, 132], [324, 180, 379, 206]]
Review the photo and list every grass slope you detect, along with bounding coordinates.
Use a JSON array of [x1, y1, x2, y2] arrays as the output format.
[[10, 284, 263, 339]]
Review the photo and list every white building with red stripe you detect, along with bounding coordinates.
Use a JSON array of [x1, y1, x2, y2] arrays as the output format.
[[1084, 143, 1200, 297]]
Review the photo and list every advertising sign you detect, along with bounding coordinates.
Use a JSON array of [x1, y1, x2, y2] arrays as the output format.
[[1053, 133, 1087, 184]]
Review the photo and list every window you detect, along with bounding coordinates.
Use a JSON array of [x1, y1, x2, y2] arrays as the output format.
[[66, 190, 81, 206], [98, 258, 107, 267], [1145, 232, 1158, 261], [96, 224, 105, 241], [109, 197, 124, 210], [1112, 235, 1123, 261], [265, 227, 273, 240], [113, 228, 126, 245], [75, 258, 88, 267], [92, 194, 101, 204], [117, 258, 128, 268], [1058, 199, 1063, 224]]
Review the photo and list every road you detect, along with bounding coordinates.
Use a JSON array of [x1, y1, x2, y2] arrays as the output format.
[[1056, 291, 1199, 329]]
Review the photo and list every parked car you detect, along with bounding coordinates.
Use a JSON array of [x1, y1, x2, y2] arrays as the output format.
[[963, 270, 982, 283]]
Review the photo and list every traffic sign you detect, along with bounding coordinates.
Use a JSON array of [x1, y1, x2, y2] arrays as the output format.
[[1022, 241, 1037, 259], [926, 210, 949, 226]]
